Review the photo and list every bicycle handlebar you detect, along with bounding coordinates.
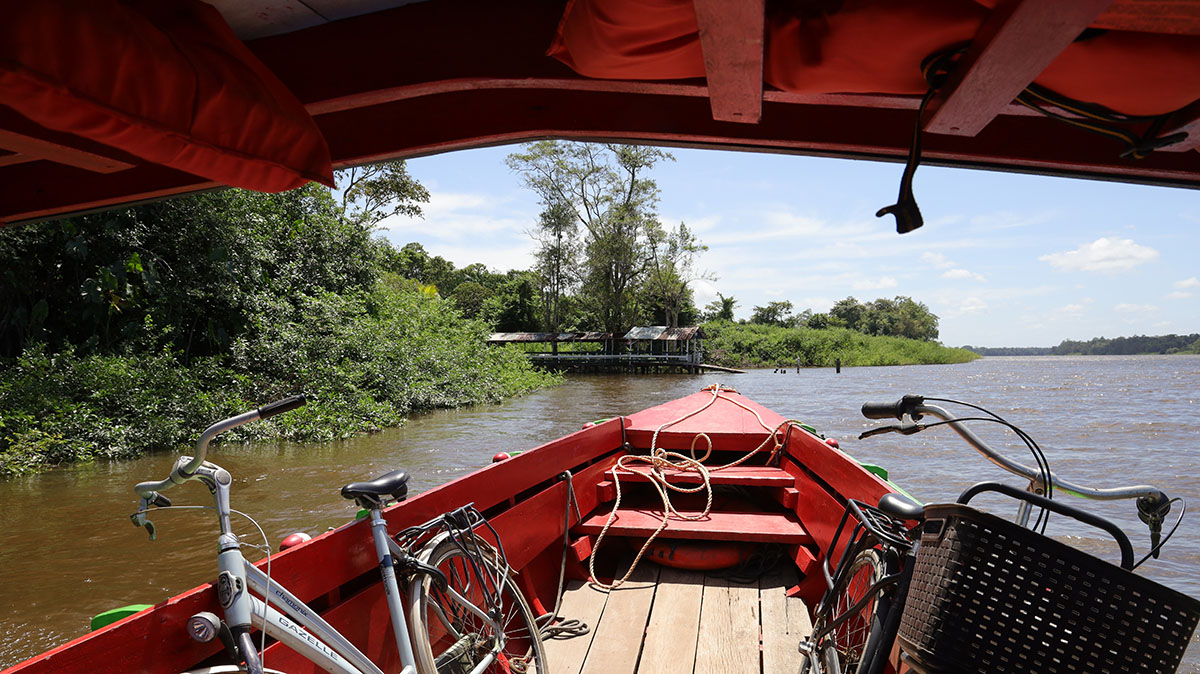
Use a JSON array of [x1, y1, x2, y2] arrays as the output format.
[[859, 396, 1167, 503], [134, 396, 306, 499]]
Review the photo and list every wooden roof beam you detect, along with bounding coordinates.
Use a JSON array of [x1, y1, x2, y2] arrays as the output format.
[[692, 0, 764, 124], [0, 128, 135, 173], [922, 0, 1114, 137]]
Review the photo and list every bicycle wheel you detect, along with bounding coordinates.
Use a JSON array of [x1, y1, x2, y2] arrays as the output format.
[[407, 533, 546, 674], [819, 548, 884, 674]]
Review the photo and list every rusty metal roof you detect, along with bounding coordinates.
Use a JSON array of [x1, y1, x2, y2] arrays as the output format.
[[622, 326, 704, 340], [488, 332, 614, 343]]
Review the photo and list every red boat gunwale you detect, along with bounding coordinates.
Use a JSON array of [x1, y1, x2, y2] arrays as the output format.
[[5, 391, 900, 674]]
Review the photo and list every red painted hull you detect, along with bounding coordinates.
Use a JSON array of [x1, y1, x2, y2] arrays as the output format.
[[3, 390, 895, 674]]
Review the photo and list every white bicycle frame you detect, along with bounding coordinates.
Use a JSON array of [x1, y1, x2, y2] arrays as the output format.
[[134, 403, 507, 674], [245, 515, 506, 674]]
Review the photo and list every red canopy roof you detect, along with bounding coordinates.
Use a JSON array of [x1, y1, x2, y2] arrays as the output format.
[[1, 0, 1198, 226]]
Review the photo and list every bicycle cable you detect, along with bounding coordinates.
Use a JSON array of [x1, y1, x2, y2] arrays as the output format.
[[922, 397, 1055, 532], [911, 413, 1055, 533], [133, 504, 275, 666]]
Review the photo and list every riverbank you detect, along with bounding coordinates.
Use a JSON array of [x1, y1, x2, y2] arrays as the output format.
[[0, 281, 560, 478], [701, 320, 980, 368]]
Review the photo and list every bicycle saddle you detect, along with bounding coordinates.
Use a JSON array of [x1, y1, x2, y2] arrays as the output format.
[[878, 492, 924, 520], [341, 469, 411, 502]]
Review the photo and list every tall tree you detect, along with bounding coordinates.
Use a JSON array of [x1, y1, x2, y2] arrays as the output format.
[[507, 141, 672, 333], [751, 301, 794, 327], [701, 293, 738, 322], [338, 160, 430, 226], [532, 200, 579, 351], [642, 221, 712, 327]]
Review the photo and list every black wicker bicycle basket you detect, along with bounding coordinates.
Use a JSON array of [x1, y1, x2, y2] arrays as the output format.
[[898, 503, 1200, 673]]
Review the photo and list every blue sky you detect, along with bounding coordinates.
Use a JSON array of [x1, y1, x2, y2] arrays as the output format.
[[376, 145, 1199, 347]]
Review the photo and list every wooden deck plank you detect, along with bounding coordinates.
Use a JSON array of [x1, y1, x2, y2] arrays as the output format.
[[542, 579, 610, 674], [694, 575, 761, 674], [760, 565, 813, 674], [579, 563, 660, 674], [637, 567, 705, 674]]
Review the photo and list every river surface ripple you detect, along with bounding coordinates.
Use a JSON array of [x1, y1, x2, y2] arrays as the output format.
[[2, 355, 1198, 670]]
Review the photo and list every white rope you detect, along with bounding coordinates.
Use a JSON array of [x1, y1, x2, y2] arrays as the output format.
[[588, 385, 814, 590]]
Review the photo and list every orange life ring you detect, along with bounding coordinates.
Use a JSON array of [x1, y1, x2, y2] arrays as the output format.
[[643, 540, 752, 571]]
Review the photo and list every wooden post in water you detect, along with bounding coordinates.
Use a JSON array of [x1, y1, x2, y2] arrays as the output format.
[[836, 358, 841, 373]]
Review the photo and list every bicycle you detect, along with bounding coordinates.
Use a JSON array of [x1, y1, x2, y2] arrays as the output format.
[[797, 394, 1190, 674], [131, 396, 546, 674]]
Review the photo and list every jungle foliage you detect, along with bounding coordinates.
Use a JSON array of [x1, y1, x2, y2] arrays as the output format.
[[0, 169, 557, 477], [701, 320, 980, 369]]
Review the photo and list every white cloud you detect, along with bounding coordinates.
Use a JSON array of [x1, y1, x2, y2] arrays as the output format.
[[376, 190, 524, 240], [1166, 291, 1192, 300], [920, 252, 956, 269], [852, 276, 898, 291], [1061, 304, 1086, 316], [1039, 237, 1159, 273], [943, 296, 988, 318], [692, 279, 720, 306], [942, 268, 987, 282], [1175, 277, 1200, 289], [1113, 303, 1158, 313]]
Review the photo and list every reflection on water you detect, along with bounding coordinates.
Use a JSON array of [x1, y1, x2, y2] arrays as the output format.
[[1, 356, 1197, 668]]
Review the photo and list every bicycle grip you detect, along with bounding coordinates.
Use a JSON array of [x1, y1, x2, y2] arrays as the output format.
[[258, 394, 306, 419], [861, 395, 924, 420], [862, 401, 903, 419]]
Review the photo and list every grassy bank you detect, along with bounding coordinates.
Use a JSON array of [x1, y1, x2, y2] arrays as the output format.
[[702, 320, 980, 368]]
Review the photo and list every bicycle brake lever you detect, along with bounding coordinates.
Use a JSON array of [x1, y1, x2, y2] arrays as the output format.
[[131, 496, 157, 541], [858, 423, 925, 440], [859, 425, 900, 439]]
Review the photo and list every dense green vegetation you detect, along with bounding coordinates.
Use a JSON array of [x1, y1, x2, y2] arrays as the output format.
[[702, 321, 980, 369], [964, 333, 1200, 356], [0, 171, 558, 477]]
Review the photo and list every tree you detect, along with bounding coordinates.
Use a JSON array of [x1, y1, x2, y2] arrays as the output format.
[[829, 297, 866, 331], [338, 160, 430, 226], [384, 242, 455, 292], [486, 272, 541, 332], [751, 301, 794, 327], [450, 281, 493, 319], [642, 221, 713, 327], [532, 200, 579, 351], [702, 293, 738, 322], [507, 141, 672, 333]]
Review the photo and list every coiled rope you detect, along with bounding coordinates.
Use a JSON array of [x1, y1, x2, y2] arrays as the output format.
[[587, 385, 817, 590]]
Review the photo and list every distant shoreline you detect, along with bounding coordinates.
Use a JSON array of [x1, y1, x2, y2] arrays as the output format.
[[963, 333, 1199, 357]]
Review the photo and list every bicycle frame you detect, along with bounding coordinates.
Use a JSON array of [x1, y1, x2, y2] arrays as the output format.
[[215, 493, 507, 674], [134, 399, 511, 674]]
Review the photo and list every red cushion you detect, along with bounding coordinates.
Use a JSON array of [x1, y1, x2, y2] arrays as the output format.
[[548, 0, 1200, 117], [1037, 31, 1200, 117], [546, 0, 705, 80], [0, 0, 333, 192], [765, 0, 984, 96]]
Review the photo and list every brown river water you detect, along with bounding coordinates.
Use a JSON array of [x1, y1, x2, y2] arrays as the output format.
[[2, 355, 1198, 670]]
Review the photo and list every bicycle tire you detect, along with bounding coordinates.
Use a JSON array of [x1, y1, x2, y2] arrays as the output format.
[[819, 548, 884, 674], [407, 532, 546, 674]]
